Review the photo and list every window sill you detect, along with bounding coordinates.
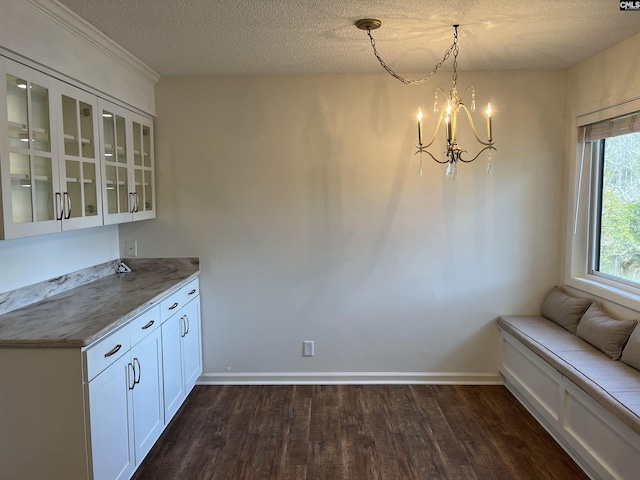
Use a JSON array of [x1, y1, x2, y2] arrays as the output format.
[[566, 274, 640, 314]]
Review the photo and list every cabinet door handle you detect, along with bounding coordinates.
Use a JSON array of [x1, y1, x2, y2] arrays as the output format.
[[129, 193, 136, 213], [188, 289, 196, 295], [180, 315, 186, 338], [55, 192, 64, 221], [168, 302, 179, 310], [63, 192, 72, 219], [128, 362, 135, 390], [134, 357, 141, 385], [184, 314, 190, 336], [141, 320, 155, 330], [135, 193, 140, 212], [104, 344, 122, 358]]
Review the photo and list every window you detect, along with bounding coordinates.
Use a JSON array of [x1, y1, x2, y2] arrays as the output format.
[[592, 130, 640, 284], [572, 110, 640, 302]]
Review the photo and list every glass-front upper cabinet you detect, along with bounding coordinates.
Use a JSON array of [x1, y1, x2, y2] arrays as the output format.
[[57, 82, 102, 230], [99, 99, 155, 225], [0, 58, 60, 239], [131, 116, 155, 220]]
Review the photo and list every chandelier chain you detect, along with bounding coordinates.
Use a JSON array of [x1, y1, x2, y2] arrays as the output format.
[[366, 26, 458, 86]]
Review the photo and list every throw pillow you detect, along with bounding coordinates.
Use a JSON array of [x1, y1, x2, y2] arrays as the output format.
[[576, 303, 637, 360], [540, 286, 591, 333], [621, 325, 640, 370]]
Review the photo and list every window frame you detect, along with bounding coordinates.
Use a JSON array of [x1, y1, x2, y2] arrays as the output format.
[[566, 98, 640, 312]]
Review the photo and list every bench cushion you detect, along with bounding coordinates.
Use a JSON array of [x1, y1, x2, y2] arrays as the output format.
[[498, 315, 640, 437]]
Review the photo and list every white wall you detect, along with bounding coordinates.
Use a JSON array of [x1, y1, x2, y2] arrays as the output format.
[[120, 70, 567, 382], [563, 32, 640, 319], [0, 225, 119, 293]]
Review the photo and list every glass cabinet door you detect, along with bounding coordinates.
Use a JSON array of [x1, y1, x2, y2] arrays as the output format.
[[103, 109, 129, 216], [132, 120, 154, 218], [99, 99, 134, 225], [1, 63, 59, 239], [58, 87, 101, 230], [99, 99, 155, 225]]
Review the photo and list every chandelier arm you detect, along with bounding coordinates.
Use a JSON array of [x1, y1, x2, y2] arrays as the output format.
[[415, 147, 449, 164], [458, 85, 474, 102], [457, 145, 496, 163], [460, 104, 492, 146], [365, 28, 456, 86]]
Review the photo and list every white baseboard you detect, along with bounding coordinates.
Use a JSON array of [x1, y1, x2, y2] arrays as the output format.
[[197, 371, 504, 385]]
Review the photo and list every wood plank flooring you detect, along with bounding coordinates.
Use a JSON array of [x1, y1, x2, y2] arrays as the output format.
[[133, 385, 588, 480]]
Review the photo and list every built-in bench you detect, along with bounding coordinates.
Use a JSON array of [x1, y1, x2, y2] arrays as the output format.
[[498, 289, 640, 480]]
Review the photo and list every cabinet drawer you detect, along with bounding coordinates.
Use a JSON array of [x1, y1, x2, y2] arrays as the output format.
[[160, 278, 199, 322], [85, 327, 131, 381], [184, 279, 199, 303], [129, 305, 161, 347]]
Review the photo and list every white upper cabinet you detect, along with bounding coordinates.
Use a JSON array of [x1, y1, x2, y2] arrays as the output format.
[[56, 81, 103, 230], [99, 99, 155, 225], [0, 58, 60, 239], [0, 57, 155, 239]]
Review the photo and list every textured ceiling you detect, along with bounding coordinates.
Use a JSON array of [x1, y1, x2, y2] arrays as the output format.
[[55, 0, 640, 76]]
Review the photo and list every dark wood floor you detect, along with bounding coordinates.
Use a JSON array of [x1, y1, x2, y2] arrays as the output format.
[[133, 385, 588, 480]]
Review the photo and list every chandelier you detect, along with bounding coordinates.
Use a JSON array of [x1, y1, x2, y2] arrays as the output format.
[[355, 20, 496, 180]]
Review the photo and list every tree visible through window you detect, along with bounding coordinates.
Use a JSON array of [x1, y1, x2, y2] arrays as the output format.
[[597, 131, 640, 283]]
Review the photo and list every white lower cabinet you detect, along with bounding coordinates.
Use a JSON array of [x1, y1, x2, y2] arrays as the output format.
[[161, 288, 202, 423], [87, 280, 201, 479], [88, 353, 135, 480], [182, 299, 202, 393], [88, 320, 165, 480], [131, 328, 165, 462], [0, 277, 202, 480]]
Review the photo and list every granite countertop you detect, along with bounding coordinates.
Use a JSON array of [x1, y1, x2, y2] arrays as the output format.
[[0, 258, 200, 348]]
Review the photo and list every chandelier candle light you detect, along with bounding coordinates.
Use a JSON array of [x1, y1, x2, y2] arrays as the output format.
[[356, 20, 496, 180]]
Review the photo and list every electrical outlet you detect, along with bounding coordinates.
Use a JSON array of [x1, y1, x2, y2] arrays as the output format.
[[303, 340, 314, 357], [124, 240, 138, 257]]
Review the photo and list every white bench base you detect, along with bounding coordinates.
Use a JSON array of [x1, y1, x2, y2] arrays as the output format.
[[500, 329, 640, 480]]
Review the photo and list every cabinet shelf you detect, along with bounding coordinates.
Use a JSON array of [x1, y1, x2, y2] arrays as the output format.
[[64, 134, 92, 144], [11, 173, 51, 184], [103, 143, 125, 152], [65, 177, 95, 184], [8, 120, 27, 131]]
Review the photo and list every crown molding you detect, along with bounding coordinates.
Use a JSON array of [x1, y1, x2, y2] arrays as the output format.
[[22, 0, 160, 85]]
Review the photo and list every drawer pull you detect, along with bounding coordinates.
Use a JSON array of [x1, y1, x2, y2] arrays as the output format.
[[188, 289, 196, 295], [141, 320, 155, 330], [104, 344, 122, 358], [168, 302, 179, 310]]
